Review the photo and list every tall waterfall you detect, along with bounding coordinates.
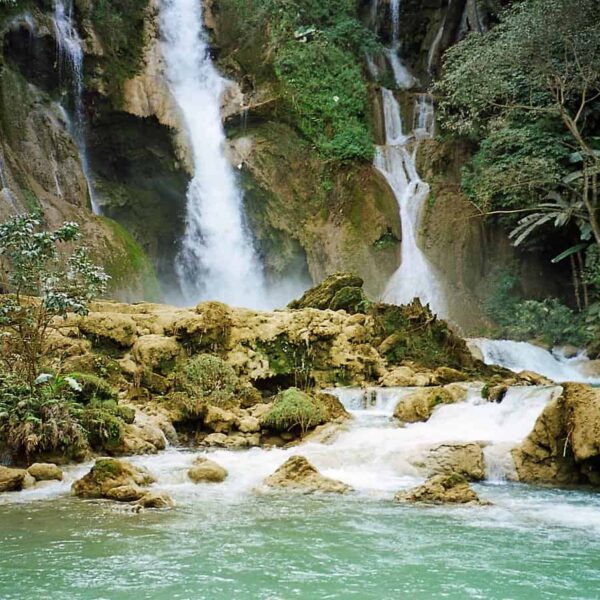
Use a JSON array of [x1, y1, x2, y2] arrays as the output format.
[[375, 89, 447, 317], [386, 0, 415, 89], [159, 0, 267, 308], [53, 0, 98, 214]]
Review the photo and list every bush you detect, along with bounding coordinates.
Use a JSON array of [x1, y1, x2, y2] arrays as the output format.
[[180, 354, 238, 407], [70, 372, 118, 404], [262, 387, 325, 434]]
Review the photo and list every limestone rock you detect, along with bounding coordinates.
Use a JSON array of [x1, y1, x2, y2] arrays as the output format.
[[264, 455, 352, 494], [0, 466, 30, 492], [433, 367, 468, 384], [79, 313, 138, 347], [393, 386, 460, 423], [136, 491, 174, 509], [518, 370, 552, 385], [421, 443, 485, 481], [203, 405, 239, 433], [202, 433, 229, 447], [188, 457, 228, 483], [395, 473, 489, 505], [72, 458, 155, 499], [132, 335, 182, 373], [379, 366, 417, 387], [105, 485, 146, 502], [512, 383, 600, 485], [238, 416, 261, 433], [288, 272, 364, 311], [27, 463, 63, 482]]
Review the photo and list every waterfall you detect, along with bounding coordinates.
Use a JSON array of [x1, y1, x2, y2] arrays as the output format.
[[469, 338, 600, 384], [375, 89, 447, 317], [159, 0, 267, 308], [385, 0, 416, 89], [52, 0, 98, 214]]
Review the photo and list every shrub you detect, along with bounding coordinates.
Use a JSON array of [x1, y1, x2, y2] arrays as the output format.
[[180, 354, 238, 407], [262, 387, 325, 434], [70, 372, 118, 404]]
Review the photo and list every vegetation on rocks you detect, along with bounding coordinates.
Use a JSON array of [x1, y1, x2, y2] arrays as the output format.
[[262, 388, 326, 435]]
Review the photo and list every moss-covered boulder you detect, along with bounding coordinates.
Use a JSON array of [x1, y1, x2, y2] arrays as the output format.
[[132, 335, 183, 374], [393, 386, 465, 423], [288, 272, 365, 311], [72, 458, 155, 499], [27, 463, 63, 482]]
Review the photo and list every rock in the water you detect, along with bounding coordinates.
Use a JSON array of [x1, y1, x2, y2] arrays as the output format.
[[72, 458, 155, 499], [27, 463, 63, 482], [105, 485, 146, 502], [512, 383, 600, 485], [395, 473, 488, 505], [393, 386, 462, 423], [188, 457, 228, 483], [420, 443, 485, 481], [264, 455, 352, 494], [0, 466, 29, 492], [136, 491, 174, 509]]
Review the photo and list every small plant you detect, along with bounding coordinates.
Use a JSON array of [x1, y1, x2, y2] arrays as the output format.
[[262, 387, 325, 435]]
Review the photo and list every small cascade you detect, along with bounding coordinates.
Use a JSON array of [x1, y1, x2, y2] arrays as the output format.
[[385, 0, 416, 89], [375, 89, 447, 317], [53, 0, 98, 213], [159, 0, 267, 308], [469, 338, 600, 384]]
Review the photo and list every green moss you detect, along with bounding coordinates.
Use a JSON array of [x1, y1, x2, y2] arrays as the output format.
[[178, 354, 238, 408], [70, 372, 117, 404], [91, 457, 122, 478], [100, 216, 161, 301], [262, 387, 325, 434]]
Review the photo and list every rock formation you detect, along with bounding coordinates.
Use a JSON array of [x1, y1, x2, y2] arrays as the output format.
[[395, 473, 489, 505]]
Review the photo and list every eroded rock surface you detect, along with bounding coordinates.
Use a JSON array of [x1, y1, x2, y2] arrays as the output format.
[[395, 473, 489, 505], [188, 457, 228, 483], [394, 385, 467, 423], [264, 456, 352, 494]]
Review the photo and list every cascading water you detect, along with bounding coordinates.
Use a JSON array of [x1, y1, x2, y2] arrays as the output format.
[[385, 0, 416, 89], [375, 89, 447, 317], [469, 338, 600, 384], [159, 0, 267, 308], [53, 0, 98, 214]]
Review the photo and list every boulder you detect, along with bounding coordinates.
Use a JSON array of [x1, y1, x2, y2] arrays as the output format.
[[203, 405, 239, 433], [512, 383, 600, 485], [395, 473, 489, 505], [188, 457, 228, 483], [264, 455, 352, 494], [288, 272, 364, 311], [27, 463, 63, 482], [0, 466, 30, 492], [105, 485, 146, 502], [433, 367, 468, 384], [420, 443, 485, 481], [379, 366, 417, 387], [518, 370, 552, 385], [485, 384, 508, 403], [136, 491, 174, 509], [72, 458, 155, 499], [131, 335, 182, 374], [238, 415, 261, 433], [393, 386, 462, 423]]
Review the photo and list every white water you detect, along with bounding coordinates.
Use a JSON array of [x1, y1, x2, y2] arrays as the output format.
[[1, 384, 560, 507], [385, 0, 416, 89], [159, 0, 268, 308], [470, 338, 600, 384], [376, 89, 447, 317], [53, 0, 98, 214]]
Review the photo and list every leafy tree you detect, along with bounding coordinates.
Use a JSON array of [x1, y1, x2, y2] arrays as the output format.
[[0, 214, 109, 385], [435, 0, 600, 245]]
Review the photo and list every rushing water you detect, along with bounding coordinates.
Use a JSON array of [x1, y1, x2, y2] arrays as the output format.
[[375, 89, 448, 317], [2, 385, 600, 598], [159, 0, 268, 308], [53, 0, 98, 213], [469, 338, 600, 384]]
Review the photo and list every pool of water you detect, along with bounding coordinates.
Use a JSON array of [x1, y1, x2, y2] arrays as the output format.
[[1, 483, 600, 600]]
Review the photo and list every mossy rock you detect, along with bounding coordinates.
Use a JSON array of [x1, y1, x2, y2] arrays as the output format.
[[173, 302, 232, 352], [288, 272, 365, 311], [71, 372, 118, 404], [393, 387, 458, 423], [329, 286, 370, 313], [261, 388, 326, 435]]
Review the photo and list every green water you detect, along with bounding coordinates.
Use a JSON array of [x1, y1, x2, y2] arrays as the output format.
[[1, 484, 599, 600]]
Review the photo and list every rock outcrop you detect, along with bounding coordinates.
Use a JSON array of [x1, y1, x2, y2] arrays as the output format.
[[264, 456, 352, 494], [27, 463, 63, 482], [0, 466, 34, 492], [395, 473, 489, 505], [513, 384, 600, 485], [72, 458, 155, 499], [188, 457, 228, 483], [393, 385, 467, 423], [418, 443, 486, 481]]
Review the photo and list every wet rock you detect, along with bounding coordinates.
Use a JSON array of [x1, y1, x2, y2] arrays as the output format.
[[188, 457, 228, 483], [264, 455, 352, 494], [393, 386, 461, 423], [379, 366, 417, 387], [0, 466, 30, 492], [27, 463, 63, 482], [513, 383, 600, 485], [238, 415, 261, 433], [105, 485, 146, 502], [136, 491, 174, 509], [433, 367, 468, 385], [421, 443, 485, 481], [395, 473, 489, 505], [517, 371, 552, 386], [484, 384, 508, 403], [72, 458, 155, 499], [201, 433, 229, 447]]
